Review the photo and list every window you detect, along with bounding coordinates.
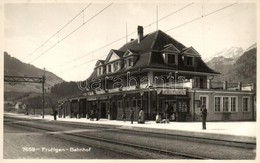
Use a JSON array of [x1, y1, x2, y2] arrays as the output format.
[[178, 100, 188, 112], [125, 57, 134, 68], [107, 64, 112, 73], [195, 77, 203, 88], [231, 97, 237, 112], [126, 100, 129, 108], [200, 96, 207, 108], [214, 97, 221, 112], [168, 54, 177, 64], [186, 56, 194, 66], [223, 97, 229, 112], [128, 58, 133, 67], [117, 101, 122, 108], [97, 67, 103, 76], [242, 97, 250, 112], [132, 100, 136, 107], [214, 96, 238, 113], [113, 61, 121, 72]]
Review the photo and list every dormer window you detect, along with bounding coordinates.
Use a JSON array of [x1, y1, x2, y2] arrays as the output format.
[[168, 53, 177, 64], [113, 61, 121, 72], [107, 64, 112, 73], [185, 56, 194, 66], [125, 57, 133, 68], [163, 53, 178, 65], [97, 67, 103, 76]]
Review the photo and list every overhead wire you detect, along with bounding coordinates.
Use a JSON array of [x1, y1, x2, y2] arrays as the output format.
[[29, 3, 113, 64], [171, 4, 253, 38], [165, 3, 237, 32], [59, 3, 238, 73], [22, 3, 92, 62], [51, 3, 194, 69]]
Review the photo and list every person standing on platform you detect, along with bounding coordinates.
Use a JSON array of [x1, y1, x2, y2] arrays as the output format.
[[90, 110, 94, 121], [156, 112, 162, 123], [166, 103, 172, 123], [130, 108, 134, 124], [138, 108, 145, 124], [201, 105, 207, 130], [122, 112, 126, 122], [96, 108, 99, 121], [53, 109, 58, 120]]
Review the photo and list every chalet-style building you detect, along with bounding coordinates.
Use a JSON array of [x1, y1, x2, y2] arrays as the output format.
[[59, 26, 256, 122]]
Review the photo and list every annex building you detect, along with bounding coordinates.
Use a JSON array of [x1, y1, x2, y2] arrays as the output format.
[[59, 26, 256, 122]]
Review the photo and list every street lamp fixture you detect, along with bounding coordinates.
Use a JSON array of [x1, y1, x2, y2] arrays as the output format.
[[175, 71, 178, 89]]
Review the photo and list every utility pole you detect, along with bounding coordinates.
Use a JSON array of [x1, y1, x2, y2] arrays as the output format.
[[42, 68, 46, 119], [126, 22, 128, 43], [4, 75, 45, 116], [156, 5, 158, 30]]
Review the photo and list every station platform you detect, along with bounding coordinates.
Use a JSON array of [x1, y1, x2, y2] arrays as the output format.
[[4, 113, 257, 144]]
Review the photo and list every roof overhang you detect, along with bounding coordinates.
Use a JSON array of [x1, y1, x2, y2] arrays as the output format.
[[142, 68, 220, 76]]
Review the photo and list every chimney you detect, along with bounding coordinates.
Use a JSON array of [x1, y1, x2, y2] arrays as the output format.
[[223, 81, 227, 90], [137, 26, 143, 44], [237, 82, 242, 90]]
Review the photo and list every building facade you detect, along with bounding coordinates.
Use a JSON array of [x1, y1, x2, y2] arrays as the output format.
[[59, 26, 256, 122]]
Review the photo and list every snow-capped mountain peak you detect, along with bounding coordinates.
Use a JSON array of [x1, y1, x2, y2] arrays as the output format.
[[204, 47, 244, 62], [245, 43, 256, 52]]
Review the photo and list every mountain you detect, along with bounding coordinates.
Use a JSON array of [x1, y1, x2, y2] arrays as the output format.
[[4, 52, 64, 92], [245, 43, 256, 52], [206, 44, 256, 84], [206, 47, 244, 66], [226, 46, 256, 84]]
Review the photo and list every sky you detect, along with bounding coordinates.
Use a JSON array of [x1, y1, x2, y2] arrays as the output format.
[[4, 1, 257, 81]]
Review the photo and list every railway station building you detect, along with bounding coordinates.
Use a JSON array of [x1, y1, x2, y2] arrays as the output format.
[[59, 26, 256, 122]]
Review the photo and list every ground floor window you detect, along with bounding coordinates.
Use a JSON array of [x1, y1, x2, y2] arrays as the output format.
[[223, 97, 229, 112], [242, 97, 250, 112], [132, 99, 141, 108], [178, 100, 188, 112], [231, 97, 237, 112], [200, 95, 208, 108], [214, 96, 238, 113], [214, 97, 221, 112]]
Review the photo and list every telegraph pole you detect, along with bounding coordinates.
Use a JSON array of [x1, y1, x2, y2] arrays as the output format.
[[156, 5, 158, 30], [42, 68, 46, 119]]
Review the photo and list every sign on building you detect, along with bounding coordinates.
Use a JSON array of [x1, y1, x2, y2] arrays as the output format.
[[161, 89, 186, 95]]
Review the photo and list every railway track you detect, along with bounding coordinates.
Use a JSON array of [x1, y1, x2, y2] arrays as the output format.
[[5, 118, 206, 159], [5, 116, 256, 149], [4, 116, 256, 159]]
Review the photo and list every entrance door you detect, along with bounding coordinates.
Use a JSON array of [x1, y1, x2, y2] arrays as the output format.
[[163, 100, 177, 121], [177, 100, 188, 121], [111, 102, 117, 120], [117, 100, 123, 119], [100, 102, 106, 118]]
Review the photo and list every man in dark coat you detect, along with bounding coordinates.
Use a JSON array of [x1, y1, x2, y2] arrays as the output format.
[[130, 108, 134, 124], [201, 105, 207, 130], [53, 109, 58, 120], [166, 104, 173, 123]]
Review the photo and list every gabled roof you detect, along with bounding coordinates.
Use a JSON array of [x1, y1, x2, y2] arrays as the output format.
[[95, 60, 105, 67], [104, 49, 124, 63], [182, 46, 201, 57], [123, 49, 139, 57], [113, 49, 125, 57], [162, 44, 180, 53], [118, 30, 186, 53], [88, 29, 219, 80]]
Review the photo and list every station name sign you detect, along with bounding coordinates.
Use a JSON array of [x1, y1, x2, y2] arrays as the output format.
[[161, 89, 186, 95]]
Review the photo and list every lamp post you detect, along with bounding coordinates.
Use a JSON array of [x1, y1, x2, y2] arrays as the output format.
[[127, 71, 130, 89], [42, 68, 45, 119], [175, 71, 178, 89]]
